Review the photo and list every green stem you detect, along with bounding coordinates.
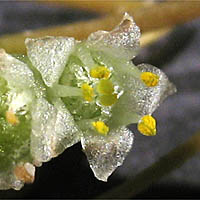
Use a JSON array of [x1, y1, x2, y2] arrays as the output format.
[[97, 130, 200, 199]]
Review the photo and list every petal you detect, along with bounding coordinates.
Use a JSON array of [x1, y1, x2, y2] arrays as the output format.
[[74, 43, 95, 70], [25, 36, 76, 87], [81, 126, 134, 181], [52, 98, 81, 155], [134, 63, 177, 115], [0, 49, 36, 90], [87, 12, 141, 60], [112, 63, 176, 121], [109, 92, 142, 128], [91, 50, 176, 124], [31, 97, 80, 163], [88, 48, 175, 124]]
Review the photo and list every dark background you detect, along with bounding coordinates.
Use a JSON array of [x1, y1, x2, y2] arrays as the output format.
[[0, 1, 200, 199]]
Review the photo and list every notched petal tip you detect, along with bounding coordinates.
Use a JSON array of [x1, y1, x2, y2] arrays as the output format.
[[87, 12, 141, 60], [114, 12, 138, 34]]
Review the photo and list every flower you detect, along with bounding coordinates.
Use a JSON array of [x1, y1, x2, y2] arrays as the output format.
[[0, 13, 176, 189]]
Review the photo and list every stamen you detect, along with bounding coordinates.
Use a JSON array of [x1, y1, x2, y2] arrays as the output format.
[[92, 121, 109, 135], [99, 94, 118, 106], [140, 72, 159, 87], [97, 79, 114, 95], [81, 83, 94, 102], [90, 66, 110, 79], [6, 111, 19, 125], [137, 115, 156, 136]]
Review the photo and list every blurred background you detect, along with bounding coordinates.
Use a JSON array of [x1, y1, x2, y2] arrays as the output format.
[[0, 1, 200, 199]]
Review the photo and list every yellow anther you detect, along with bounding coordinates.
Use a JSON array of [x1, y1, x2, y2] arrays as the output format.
[[81, 83, 94, 102], [140, 72, 159, 87], [99, 94, 118, 106], [6, 111, 19, 125], [92, 121, 109, 135], [137, 115, 156, 136], [97, 79, 114, 95], [90, 66, 110, 79]]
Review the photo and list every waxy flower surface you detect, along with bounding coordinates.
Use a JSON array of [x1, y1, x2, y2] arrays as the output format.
[[0, 13, 176, 190]]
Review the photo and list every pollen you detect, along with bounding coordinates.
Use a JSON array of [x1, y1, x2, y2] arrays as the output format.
[[81, 83, 94, 102], [6, 111, 19, 125], [97, 79, 114, 95], [140, 72, 159, 87], [90, 66, 110, 79], [137, 115, 156, 136], [92, 121, 109, 135]]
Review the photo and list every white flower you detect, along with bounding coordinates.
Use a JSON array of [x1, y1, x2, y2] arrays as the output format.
[[0, 13, 176, 189]]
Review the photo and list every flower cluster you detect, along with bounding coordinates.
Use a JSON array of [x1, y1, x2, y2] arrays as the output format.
[[0, 13, 176, 190]]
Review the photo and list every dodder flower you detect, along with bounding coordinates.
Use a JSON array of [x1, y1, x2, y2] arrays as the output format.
[[0, 13, 176, 189]]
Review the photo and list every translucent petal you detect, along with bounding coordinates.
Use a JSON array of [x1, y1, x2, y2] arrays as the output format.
[[0, 49, 36, 90], [51, 98, 81, 155], [112, 63, 176, 119], [75, 44, 95, 70], [31, 97, 80, 163], [90, 49, 141, 80], [25, 36, 76, 87], [134, 63, 177, 115], [81, 126, 134, 181], [87, 13, 141, 60], [108, 62, 176, 126], [109, 92, 142, 129]]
